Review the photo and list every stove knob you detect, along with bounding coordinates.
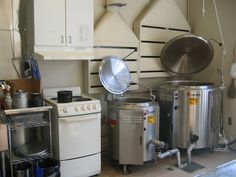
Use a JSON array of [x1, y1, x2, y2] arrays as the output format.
[[63, 107, 68, 113], [81, 105, 85, 111], [75, 107, 79, 112], [87, 105, 91, 110], [92, 104, 97, 110]]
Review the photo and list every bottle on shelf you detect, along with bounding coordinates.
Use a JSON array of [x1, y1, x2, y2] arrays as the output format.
[[2, 83, 12, 109], [4, 85, 13, 110], [0, 81, 6, 110]]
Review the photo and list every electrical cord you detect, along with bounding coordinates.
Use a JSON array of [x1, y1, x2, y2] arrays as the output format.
[[213, 69, 228, 152], [212, 0, 229, 152]]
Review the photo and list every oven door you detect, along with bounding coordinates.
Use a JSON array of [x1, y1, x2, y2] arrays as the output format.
[[58, 113, 101, 160]]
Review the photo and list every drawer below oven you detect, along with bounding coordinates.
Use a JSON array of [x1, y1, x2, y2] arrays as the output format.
[[60, 153, 101, 177]]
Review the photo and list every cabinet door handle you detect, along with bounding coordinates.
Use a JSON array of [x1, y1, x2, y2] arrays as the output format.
[[68, 36, 72, 44], [60, 35, 64, 44]]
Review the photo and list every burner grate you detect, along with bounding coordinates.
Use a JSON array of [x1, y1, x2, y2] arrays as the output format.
[[49, 96, 92, 102], [73, 96, 92, 102]]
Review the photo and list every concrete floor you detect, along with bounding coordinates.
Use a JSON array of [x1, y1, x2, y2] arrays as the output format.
[[99, 149, 236, 177]]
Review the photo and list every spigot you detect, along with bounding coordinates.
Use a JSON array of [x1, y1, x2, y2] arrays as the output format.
[[190, 132, 199, 144], [149, 139, 165, 147]]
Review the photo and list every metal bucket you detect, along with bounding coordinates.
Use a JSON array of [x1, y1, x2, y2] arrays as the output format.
[[12, 128, 34, 149], [108, 97, 159, 165], [157, 80, 221, 149]]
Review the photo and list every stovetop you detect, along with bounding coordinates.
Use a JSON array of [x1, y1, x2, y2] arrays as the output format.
[[43, 87, 101, 117], [50, 96, 93, 103]]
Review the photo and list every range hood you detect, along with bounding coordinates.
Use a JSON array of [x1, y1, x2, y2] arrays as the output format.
[[85, 0, 140, 94], [134, 0, 191, 30], [133, 0, 191, 78], [95, 1, 139, 47]]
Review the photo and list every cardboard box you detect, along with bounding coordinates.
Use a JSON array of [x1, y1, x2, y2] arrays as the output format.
[[6, 79, 41, 96], [0, 124, 8, 151]]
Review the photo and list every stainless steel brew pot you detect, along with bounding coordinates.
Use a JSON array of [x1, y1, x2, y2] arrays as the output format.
[[12, 90, 30, 149], [157, 80, 221, 149], [108, 97, 159, 165]]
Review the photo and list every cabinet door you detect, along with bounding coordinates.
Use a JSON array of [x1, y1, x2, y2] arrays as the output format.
[[119, 110, 144, 164], [66, 0, 94, 47], [34, 0, 66, 46]]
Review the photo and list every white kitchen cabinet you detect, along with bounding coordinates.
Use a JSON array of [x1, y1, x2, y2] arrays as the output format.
[[34, 0, 65, 46], [66, 0, 93, 47], [27, 0, 94, 60]]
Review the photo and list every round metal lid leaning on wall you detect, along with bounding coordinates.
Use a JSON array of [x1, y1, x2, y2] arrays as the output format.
[[160, 34, 214, 76], [99, 56, 131, 95]]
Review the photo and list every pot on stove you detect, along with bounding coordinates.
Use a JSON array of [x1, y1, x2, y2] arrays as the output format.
[[57, 90, 72, 103]]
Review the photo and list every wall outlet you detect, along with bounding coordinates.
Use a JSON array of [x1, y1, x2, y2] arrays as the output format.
[[228, 117, 232, 126]]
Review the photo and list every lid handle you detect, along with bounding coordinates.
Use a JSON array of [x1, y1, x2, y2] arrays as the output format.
[[131, 82, 156, 101]]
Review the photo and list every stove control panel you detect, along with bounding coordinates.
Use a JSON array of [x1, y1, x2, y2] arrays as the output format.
[[57, 101, 101, 117]]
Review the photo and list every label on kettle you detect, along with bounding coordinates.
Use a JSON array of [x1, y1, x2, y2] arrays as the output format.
[[148, 116, 156, 124], [189, 97, 199, 105]]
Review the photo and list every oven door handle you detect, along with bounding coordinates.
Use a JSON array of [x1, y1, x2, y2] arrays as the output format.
[[59, 115, 100, 123]]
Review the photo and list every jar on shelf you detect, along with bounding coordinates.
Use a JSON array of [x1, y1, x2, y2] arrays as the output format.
[[30, 93, 43, 107]]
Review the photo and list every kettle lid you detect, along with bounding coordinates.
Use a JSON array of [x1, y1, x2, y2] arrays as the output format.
[[160, 34, 214, 76], [99, 56, 131, 95]]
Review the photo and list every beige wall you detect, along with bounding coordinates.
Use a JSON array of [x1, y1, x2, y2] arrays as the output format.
[[189, 0, 236, 139], [0, 0, 21, 79]]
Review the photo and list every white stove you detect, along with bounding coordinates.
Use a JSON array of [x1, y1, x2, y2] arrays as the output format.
[[43, 87, 101, 117], [43, 86, 101, 177]]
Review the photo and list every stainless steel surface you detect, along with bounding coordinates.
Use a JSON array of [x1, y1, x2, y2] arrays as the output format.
[[160, 34, 214, 75], [157, 81, 221, 149], [12, 128, 33, 149], [99, 56, 131, 94], [111, 97, 154, 105], [159, 80, 215, 89], [12, 91, 29, 109], [15, 141, 48, 157], [4, 106, 52, 115], [108, 97, 159, 165]]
